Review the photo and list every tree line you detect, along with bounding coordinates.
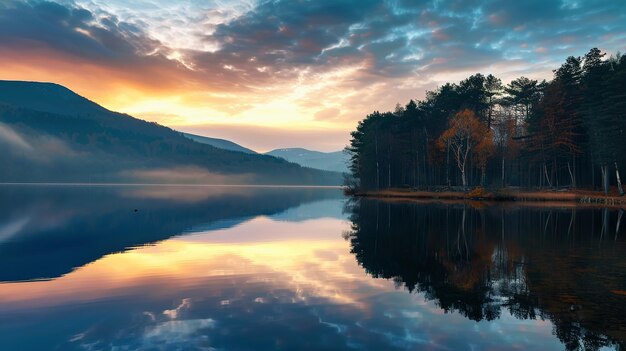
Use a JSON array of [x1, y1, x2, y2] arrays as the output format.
[[346, 48, 626, 194]]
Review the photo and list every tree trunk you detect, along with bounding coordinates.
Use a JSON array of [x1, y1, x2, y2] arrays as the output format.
[[601, 164, 609, 196], [461, 167, 467, 189], [487, 97, 493, 130], [615, 162, 624, 196], [554, 158, 559, 188], [480, 165, 486, 187], [501, 157, 505, 188], [469, 156, 473, 187], [446, 140, 450, 187], [416, 147, 420, 187], [388, 144, 391, 188], [463, 136, 470, 189], [544, 163, 552, 188], [414, 150, 417, 187], [572, 155, 576, 188], [591, 154, 595, 190], [388, 161, 391, 189], [517, 158, 521, 187], [375, 135, 380, 190], [567, 162, 575, 188], [423, 128, 428, 186]]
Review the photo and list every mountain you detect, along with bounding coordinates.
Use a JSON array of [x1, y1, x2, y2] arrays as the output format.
[[181, 132, 348, 174], [266, 148, 348, 173], [182, 132, 256, 154], [182, 133, 351, 174], [0, 80, 110, 116], [0, 80, 341, 185]]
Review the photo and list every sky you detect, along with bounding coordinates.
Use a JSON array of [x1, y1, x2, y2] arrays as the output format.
[[0, 0, 625, 152]]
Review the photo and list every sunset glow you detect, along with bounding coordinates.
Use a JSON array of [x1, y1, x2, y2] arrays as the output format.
[[1, 0, 625, 151], [0, 217, 366, 307]]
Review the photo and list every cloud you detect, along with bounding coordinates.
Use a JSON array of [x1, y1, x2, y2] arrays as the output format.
[[0, 122, 32, 151], [142, 318, 216, 346], [1, 0, 625, 149], [314, 107, 342, 121], [163, 298, 192, 320], [0, 122, 79, 162], [0, 0, 196, 95], [0, 1, 147, 61], [121, 166, 254, 184], [4, 0, 626, 93]]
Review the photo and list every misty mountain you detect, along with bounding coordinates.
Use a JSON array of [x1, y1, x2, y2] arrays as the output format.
[[182, 132, 257, 154], [0, 80, 341, 185], [182, 132, 350, 174], [266, 148, 348, 173]]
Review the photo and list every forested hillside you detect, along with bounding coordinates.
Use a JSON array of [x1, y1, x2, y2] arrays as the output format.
[[347, 48, 626, 194], [0, 81, 341, 185]]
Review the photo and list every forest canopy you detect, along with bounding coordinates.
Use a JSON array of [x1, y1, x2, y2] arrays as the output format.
[[346, 48, 626, 195]]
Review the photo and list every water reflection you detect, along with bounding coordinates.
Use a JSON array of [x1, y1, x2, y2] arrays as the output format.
[[0, 186, 624, 350], [0, 185, 341, 282], [345, 199, 626, 350]]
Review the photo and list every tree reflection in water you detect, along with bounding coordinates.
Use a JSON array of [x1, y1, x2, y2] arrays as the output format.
[[344, 199, 626, 350]]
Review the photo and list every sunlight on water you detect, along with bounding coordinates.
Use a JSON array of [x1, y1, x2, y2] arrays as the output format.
[[0, 186, 623, 350], [0, 216, 563, 350]]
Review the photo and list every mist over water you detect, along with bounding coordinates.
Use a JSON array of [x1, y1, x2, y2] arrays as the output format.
[[0, 185, 624, 350]]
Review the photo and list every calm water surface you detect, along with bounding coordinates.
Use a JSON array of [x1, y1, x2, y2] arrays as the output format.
[[0, 185, 624, 350]]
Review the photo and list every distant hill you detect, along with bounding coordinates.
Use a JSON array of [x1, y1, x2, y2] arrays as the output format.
[[182, 132, 256, 154], [266, 148, 348, 173], [182, 133, 350, 174], [0, 80, 341, 185]]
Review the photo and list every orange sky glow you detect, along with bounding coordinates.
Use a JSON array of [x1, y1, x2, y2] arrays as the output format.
[[1, 0, 625, 151]]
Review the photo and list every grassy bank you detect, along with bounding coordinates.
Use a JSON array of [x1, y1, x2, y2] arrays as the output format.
[[355, 187, 626, 207]]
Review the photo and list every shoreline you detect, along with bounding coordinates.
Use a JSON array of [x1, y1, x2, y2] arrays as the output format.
[[354, 188, 626, 208], [0, 182, 342, 188]]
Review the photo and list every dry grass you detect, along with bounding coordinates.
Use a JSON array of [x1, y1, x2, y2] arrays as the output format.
[[358, 187, 626, 208]]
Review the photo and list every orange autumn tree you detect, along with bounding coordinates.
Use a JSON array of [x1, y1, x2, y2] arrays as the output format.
[[437, 109, 494, 188]]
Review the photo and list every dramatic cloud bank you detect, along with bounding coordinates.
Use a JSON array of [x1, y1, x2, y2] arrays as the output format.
[[1, 0, 625, 150]]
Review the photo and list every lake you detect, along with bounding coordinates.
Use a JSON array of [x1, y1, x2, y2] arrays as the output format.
[[0, 185, 624, 350]]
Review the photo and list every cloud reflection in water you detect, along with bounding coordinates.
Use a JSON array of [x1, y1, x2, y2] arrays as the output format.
[[0, 211, 567, 351]]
